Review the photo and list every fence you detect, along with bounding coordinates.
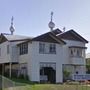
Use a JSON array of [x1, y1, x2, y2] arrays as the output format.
[[0, 75, 31, 90]]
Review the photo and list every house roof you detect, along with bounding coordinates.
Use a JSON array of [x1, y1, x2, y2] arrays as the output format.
[[0, 28, 88, 45], [0, 33, 32, 43], [57, 29, 88, 43], [4, 34, 31, 41], [32, 29, 66, 44], [50, 28, 62, 35]]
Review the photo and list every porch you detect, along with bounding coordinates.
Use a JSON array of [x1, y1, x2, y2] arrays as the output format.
[[62, 64, 86, 82], [0, 63, 19, 77]]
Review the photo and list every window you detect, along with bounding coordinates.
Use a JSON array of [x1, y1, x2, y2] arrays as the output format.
[[39, 43, 45, 53], [7, 45, 9, 54], [70, 48, 83, 57], [19, 43, 28, 55], [70, 49, 73, 56], [39, 42, 56, 54], [76, 49, 83, 57], [49, 44, 56, 54]]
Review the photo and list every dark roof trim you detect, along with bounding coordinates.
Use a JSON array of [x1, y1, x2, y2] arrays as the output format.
[[70, 30, 88, 43], [32, 30, 66, 44], [9, 38, 31, 42], [49, 32, 66, 44], [69, 46, 87, 49], [0, 34, 8, 44], [17, 40, 31, 46], [58, 29, 88, 43]]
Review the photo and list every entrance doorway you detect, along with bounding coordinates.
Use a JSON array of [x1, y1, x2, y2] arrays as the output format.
[[0, 64, 2, 75], [40, 67, 56, 83]]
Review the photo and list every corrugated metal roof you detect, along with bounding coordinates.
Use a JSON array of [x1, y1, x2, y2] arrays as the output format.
[[4, 34, 32, 41]]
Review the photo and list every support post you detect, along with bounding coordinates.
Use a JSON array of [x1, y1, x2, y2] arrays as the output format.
[[9, 63, 12, 78], [2, 64, 4, 76]]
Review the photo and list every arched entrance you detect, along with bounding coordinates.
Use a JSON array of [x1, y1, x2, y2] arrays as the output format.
[[40, 63, 56, 83]]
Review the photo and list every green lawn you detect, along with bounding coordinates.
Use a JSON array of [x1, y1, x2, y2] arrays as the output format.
[[2, 78, 90, 90], [31, 84, 90, 90], [4, 84, 90, 90]]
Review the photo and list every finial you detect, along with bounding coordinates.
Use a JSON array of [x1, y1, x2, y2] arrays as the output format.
[[10, 16, 15, 35], [11, 16, 14, 26], [63, 27, 66, 32], [51, 11, 53, 22], [48, 12, 55, 31]]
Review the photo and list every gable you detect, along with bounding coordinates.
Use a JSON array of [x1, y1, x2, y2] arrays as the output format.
[[58, 30, 88, 43], [32, 33, 59, 43], [32, 31, 66, 44], [0, 34, 7, 44], [51, 28, 62, 35]]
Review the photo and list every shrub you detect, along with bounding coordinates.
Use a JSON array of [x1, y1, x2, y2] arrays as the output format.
[[63, 69, 71, 82], [18, 74, 29, 80]]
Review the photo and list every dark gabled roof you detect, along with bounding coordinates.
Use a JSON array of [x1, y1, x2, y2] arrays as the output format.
[[57, 29, 88, 43], [0, 28, 88, 45], [51, 28, 62, 35], [32, 29, 66, 44]]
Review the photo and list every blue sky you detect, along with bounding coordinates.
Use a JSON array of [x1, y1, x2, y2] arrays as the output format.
[[0, 0, 90, 53]]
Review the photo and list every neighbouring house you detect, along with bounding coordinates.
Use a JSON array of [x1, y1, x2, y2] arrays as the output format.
[[86, 53, 90, 64], [86, 53, 90, 74], [0, 14, 88, 83]]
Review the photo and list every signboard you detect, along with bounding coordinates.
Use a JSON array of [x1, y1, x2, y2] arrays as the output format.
[[72, 74, 90, 81], [40, 75, 48, 81]]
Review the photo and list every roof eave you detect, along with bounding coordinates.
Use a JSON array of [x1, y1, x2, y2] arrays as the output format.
[[49, 32, 66, 45], [70, 29, 88, 43]]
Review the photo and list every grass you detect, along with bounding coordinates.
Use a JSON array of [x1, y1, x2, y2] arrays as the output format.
[[31, 84, 90, 90], [3, 84, 90, 90], [11, 78, 33, 84], [2, 78, 90, 90]]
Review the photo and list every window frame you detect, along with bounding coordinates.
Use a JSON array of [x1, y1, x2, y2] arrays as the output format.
[[69, 47, 83, 57], [49, 43, 56, 54], [19, 43, 28, 55], [39, 42, 56, 54]]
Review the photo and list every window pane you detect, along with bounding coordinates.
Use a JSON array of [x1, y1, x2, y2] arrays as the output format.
[[39, 43, 45, 53], [19, 43, 28, 55], [49, 44, 56, 54]]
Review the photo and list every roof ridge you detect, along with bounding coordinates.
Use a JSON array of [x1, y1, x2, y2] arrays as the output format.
[[1, 33, 11, 35]]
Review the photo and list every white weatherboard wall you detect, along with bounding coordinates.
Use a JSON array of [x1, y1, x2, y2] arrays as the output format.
[[30, 41, 64, 83], [62, 40, 86, 65], [0, 40, 25, 64], [18, 42, 32, 80], [62, 40, 86, 75], [9, 42, 19, 63], [0, 41, 11, 63]]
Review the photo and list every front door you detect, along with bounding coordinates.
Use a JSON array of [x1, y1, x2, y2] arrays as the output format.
[[40, 67, 56, 83]]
